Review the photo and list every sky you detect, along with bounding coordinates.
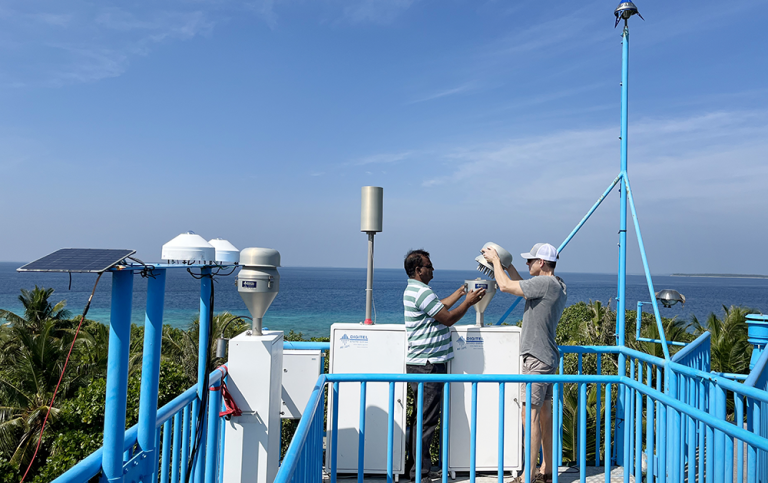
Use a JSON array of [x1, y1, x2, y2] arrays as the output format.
[[1, 0, 766, 275]]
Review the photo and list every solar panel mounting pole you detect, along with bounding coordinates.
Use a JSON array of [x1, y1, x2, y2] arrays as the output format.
[[193, 267, 213, 483], [102, 269, 134, 483], [137, 269, 167, 481]]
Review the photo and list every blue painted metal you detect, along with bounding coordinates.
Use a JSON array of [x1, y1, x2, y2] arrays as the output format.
[[194, 267, 213, 483], [551, 381, 559, 483], [357, 382, 367, 483], [161, 421, 170, 483], [470, 382, 478, 483], [646, 363, 654, 483], [274, 374, 327, 483], [623, 175, 670, 361], [634, 362, 642, 483], [578, 354, 586, 483], [636, 302, 688, 347], [180, 404, 190, 483], [387, 382, 395, 483], [498, 382, 505, 483], [558, 173, 623, 254], [595, 354, 601, 467], [604, 383, 611, 483], [441, 382, 449, 483], [330, 381, 339, 483], [54, 367, 225, 483], [102, 269, 134, 483], [416, 382, 424, 481], [137, 269, 166, 483], [496, 296, 522, 325], [747, 314, 768, 369], [615, 22, 630, 469], [284, 341, 331, 351], [524, 383, 531, 483], [205, 377, 222, 483], [172, 412, 181, 483]]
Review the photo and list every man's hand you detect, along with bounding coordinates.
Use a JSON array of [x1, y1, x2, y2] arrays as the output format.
[[482, 247, 500, 264], [441, 285, 469, 309], [465, 288, 486, 306]]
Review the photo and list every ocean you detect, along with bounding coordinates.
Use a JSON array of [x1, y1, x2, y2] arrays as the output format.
[[0, 262, 766, 338]]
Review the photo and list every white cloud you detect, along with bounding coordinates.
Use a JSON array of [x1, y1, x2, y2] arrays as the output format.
[[0, 4, 214, 87]]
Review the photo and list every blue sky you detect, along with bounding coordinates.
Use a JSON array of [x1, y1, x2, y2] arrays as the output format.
[[1, 1, 766, 275]]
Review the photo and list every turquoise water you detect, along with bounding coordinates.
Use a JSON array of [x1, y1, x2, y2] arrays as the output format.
[[1, 262, 767, 338]]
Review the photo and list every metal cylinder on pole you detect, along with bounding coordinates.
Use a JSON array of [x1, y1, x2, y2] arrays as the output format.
[[361, 186, 383, 325]]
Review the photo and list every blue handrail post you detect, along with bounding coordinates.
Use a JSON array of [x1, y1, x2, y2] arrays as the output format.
[[102, 269, 134, 483], [137, 269, 166, 480], [615, 22, 630, 467], [194, 267, 213, 483], [205, 375, 223, 483]]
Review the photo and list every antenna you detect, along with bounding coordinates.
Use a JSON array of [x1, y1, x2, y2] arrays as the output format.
[[361, 186, 383, 325]]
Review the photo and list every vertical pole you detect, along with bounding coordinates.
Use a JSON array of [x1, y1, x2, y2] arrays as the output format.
[[358, 382, 367, 483], [615, 23, 630, 466], [194, 267, 212, 483], [102, 269, 134, 483], [364, 233, 374, 324], [138, 270, 167, 470], [387, 382, 395, 483], [205, 379, 222, 483]]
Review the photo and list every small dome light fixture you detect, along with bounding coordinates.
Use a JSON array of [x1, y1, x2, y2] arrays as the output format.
[[655, 289, 685, 308]]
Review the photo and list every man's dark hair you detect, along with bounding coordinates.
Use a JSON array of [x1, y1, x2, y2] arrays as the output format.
[[544, 260, 556, 270], [404, 249, 430, 278]]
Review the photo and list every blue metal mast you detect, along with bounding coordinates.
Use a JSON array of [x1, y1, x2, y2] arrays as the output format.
[[612, 0, 643, 466]]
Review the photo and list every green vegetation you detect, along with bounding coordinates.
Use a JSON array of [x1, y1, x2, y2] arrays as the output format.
[[0, 287, 759, 480], [0, 286, 248, 482]]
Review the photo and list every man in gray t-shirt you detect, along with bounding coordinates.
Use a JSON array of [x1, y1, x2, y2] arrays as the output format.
[[483, 242, 566, 483]]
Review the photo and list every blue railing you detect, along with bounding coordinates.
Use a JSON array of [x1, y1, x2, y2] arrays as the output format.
[[277, 344, 768, 483], [745, 347, 768, 483], [53, 366, 227, 483]]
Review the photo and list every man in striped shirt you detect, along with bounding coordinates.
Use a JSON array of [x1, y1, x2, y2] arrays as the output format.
[[403, 249, 485, 482]]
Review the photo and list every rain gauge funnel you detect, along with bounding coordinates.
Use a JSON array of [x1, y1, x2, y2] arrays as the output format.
[[465, 279, 496, 326], [237, 247, 281, 335]]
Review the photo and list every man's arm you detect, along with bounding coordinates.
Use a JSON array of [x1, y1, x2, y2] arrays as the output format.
[[433, 288, 485, 327], [482, 247, 526, 298], [440, 285, 467, 309]]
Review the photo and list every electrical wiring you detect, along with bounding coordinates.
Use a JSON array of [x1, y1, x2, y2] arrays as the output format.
[[20, 272, 104, 483]]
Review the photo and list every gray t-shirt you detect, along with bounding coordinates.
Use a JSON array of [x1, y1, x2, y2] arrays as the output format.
[[519, 275, 567, 368]]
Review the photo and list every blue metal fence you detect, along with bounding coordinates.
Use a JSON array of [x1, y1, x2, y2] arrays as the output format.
[[276, 344, 768, 483], [52, 366, 227, 483]]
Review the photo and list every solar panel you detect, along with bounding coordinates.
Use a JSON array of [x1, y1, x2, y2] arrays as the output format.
[[18, 248, 136, 273]]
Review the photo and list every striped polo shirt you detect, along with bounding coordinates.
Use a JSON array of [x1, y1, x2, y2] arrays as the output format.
[[403, 279, 453, 365]]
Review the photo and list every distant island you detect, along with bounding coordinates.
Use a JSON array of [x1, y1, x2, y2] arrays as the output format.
[[672, 273, 768, 279]]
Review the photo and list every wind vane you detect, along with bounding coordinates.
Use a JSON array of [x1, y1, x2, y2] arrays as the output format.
[[614, 1, 644, 28]]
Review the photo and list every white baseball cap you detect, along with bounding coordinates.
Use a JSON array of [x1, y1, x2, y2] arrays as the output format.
[[521, 243, 559, 262]]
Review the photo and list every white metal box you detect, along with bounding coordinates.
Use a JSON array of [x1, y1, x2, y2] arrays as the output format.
[[281, 349, 323, 419], [327, 323, 407, 476], [223, 331, 284, 483], [448, 325, 522, 473]]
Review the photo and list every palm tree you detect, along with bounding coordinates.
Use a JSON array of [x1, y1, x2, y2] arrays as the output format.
[[688, 305, 756, 375], [162, 312, 251, 386], [0, 320, 90, 469], [0, 286, 71, 333]]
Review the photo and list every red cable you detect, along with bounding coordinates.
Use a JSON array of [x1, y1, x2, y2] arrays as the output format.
[[20, 272, 103, 483]]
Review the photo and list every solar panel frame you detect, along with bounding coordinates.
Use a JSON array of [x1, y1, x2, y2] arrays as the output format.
[[17, 248, 137, 273]]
